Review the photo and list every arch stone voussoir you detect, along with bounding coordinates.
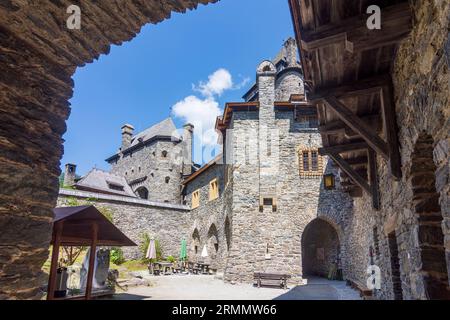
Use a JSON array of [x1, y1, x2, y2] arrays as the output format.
[[0, 0, 219, 300]]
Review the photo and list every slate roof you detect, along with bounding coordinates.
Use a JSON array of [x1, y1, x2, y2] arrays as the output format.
[[129, 117, 180, 148], [75, 168, 136, 198]]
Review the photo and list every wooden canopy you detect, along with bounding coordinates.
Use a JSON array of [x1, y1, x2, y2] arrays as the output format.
[[47, 206, 136, 300], [289, 0, 412, 208], [52, 205, 136, 247]]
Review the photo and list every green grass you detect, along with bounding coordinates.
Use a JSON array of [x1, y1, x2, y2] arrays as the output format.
[[115, 260, 148, 272]]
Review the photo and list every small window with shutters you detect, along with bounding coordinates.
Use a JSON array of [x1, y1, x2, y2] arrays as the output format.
[[299, 148, 323, 178], [192, 190, 200, 209]]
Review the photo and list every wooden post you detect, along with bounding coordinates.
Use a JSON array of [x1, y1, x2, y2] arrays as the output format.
[[47, 221, 63, 300], [85, 222, 98, 300], [368, 148, 381, 210]]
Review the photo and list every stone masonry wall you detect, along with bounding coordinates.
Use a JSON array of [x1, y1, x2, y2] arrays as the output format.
[[184, 164, 233, 272], [57, 190, 191, 260], [222, 108, 353, 284], [110, 140, 184, 204], [344, 0, 450, 300]]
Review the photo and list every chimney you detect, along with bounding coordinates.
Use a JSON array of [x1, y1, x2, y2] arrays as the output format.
[[284, 38, 298, 68], [182, 123, 194, 176], [64, 163, 77, 187], [121, 124, 134, 150]]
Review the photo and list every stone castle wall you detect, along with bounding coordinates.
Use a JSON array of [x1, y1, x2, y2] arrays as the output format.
[[344, 1, 450, 300], [57, 190, 191, 260]]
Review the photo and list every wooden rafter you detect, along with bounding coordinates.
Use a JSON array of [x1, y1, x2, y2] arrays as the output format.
[[327, 152, 370, 195], [368, 148, 380, 210], [300, 2, 412, 53], [380, 84, 402, 179], [319, 142, 368, 155], [323, 96, 389, 159]]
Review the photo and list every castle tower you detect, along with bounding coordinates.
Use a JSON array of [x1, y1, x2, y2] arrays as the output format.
[[64, 163, 77, 187]]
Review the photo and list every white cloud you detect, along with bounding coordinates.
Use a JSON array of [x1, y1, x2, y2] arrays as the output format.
[[193, 68, 233, 97], [172, 68, 249, 163], [171, 95, 221, 147]]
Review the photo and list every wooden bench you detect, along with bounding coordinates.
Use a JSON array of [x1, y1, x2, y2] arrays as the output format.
[[346, 279, 373, 299], [254, 273, 291, 289]]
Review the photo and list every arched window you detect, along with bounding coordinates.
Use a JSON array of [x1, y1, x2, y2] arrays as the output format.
[[165, 176, 170, 184], [162, 150, 168, 158], [136, 187, 149, 200]]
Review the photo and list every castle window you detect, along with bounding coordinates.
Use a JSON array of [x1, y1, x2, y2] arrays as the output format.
[[302, 151, 310, 171], [165, 177, 170, 184], [259, 196, 277, 212], [311, 151, 318, 171], [107, 182, 124, 192], [299, 148, 323, 178], [209, 179, 219, 201], [192, 190, 200, 209], [162, 150, 168, 158]]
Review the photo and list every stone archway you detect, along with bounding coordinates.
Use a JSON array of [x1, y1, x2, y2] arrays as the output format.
[[191, 228, 201, 261], [207, 223, 219, 264], [409, 133, 450, 299], [135, 186, 149, 200], [0, 0, 218, 299], [301, 218, 340, 278]]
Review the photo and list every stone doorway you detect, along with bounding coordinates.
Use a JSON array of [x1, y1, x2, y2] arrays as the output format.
[[388, 232, 403, 300], [301, 219, 340, 278]]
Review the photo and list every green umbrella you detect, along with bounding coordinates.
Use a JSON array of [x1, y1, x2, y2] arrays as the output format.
[[179, 239, 187, 261]]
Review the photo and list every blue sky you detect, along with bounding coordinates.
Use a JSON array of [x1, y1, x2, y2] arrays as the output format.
[[62, 0, 295, 176]]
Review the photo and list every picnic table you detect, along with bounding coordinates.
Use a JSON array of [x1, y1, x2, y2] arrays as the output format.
[[156, 261, 174, 275], [196, 262, 210, 274]]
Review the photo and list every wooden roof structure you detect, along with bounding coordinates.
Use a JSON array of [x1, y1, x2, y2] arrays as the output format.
[[47, 206, 136, 300], [289, 0, 413, 208]]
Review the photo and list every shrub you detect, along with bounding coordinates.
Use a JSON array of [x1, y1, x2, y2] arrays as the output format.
[[110, 247, 125, 265], [166, 255, 176, 263]]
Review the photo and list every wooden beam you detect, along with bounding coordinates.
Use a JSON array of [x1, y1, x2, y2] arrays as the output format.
[[301, 3, 411, 53], [309, 74, 389, 102], [319, 114, 381, 135], [85, 222, 98, 300], [47, 221, 63, 300], [346, 156, 369, 166], [328, 152, 371, 194], [368, 148, 381, 210], [380, 84, 402, 179], [319, 141, 368, 156], [324, 97, 389, 159]]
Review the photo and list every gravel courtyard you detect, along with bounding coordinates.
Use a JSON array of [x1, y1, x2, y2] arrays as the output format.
[[110, 275, 362, 300]]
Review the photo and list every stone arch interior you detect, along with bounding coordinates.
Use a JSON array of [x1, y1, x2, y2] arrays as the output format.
[[207, 224, 219, 254], [192, 228, 201, 259], [301, 219, 340, 278], [410, 133, 450, 299]]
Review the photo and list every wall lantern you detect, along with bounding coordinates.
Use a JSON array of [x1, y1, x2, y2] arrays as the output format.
[[323, 174, 335, 190]]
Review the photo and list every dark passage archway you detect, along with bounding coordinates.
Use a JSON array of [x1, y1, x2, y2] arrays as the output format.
[[301, 219, 340, 278]]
